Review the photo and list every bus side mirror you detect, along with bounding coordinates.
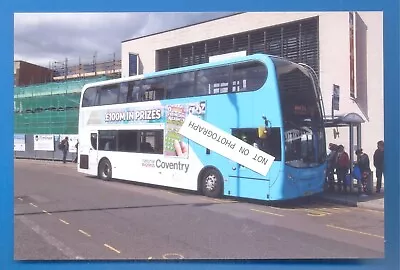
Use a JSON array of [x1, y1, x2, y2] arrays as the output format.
[[258, 126, 267, 139]]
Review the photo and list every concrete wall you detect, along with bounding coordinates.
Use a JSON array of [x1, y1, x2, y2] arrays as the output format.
[[121, 11, 384, 173], [122, 12, 322, 76], [320, 12, 383, 171]]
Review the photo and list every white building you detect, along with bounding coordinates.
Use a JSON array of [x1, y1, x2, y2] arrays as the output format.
[[121, 12, 384, 167]]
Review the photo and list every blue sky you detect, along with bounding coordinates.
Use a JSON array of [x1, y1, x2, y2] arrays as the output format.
[[14, 12, 234, 67]]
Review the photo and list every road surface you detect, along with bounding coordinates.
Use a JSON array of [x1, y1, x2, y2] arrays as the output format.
[[14, 159, 384, 260]]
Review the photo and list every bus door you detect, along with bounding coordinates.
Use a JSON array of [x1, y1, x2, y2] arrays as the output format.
[[85, 131, 99, 175], [229, 128, 277, 199]]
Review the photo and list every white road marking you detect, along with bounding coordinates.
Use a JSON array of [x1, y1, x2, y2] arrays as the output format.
[[17, 216, 84, 260]]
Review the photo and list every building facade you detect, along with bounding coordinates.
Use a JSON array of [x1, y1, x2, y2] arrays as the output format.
[[14, 60, 54, 86], [121, 12, 384, 165]]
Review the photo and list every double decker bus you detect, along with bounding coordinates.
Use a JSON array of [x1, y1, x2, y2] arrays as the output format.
[[77, 53, 327, 201]]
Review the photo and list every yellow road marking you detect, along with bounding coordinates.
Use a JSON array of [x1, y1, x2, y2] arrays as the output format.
[[42, 210, 52, 215], [320, 202, 383, 214], [104, 244, 121, 254], [317, 207, 350, 213], [269, 206, 296, 211], [327, 224, 384, 239], [29, 203, 38, 208], [17, 198, 23, 201], [59, 219, 69, 225], [359, 208, 384, 214], [305, 211, 330, 216], [162, 253, 184, 259], [307, 213, 327, 217], [167, 191, 178, 195], [201, 198, 237, 204], [78, 229, 91, 237], [250, 208, 284, 217]]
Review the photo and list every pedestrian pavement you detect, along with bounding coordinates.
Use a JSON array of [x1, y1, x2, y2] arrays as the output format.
[[15, 158, 77, 167], [318, 190, 384, 211]]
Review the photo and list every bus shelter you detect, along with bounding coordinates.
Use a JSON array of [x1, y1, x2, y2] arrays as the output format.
[[324, 112, 365, 192]]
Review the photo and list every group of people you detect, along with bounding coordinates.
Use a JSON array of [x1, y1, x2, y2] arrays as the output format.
[[59, 136, 79, 164], [326, 140, 384, 194]]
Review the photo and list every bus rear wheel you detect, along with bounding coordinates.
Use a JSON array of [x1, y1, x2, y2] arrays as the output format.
[[201, 168, 223, 198], [98, 159, 112, 181]]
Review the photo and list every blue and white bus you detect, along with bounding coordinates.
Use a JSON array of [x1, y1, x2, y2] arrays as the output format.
[[77, 53, 327, 201]]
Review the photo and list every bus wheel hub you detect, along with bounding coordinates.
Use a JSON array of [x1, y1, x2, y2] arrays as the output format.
[[205, 175, 217, 190]]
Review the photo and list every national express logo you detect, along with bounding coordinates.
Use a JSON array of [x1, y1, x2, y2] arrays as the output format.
[[105, 108, 163, 123]]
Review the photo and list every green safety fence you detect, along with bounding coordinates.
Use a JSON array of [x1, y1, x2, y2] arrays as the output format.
[[14, 76, 111, 134]]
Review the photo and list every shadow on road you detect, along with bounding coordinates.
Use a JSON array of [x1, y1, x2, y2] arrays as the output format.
[[14, 201, 224, 216]]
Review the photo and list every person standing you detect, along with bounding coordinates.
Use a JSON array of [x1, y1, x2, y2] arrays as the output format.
[[326, 143, 338, 191], [355, 148, 372, 194], [373, 140, 384, 193], [336, 145, 350, 192], [74, 140, 79, 163], [60, 136, 69, 164]]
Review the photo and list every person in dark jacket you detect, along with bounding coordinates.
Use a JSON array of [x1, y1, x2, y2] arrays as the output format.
[[60, 136, 69, 164], [373, 140, 384, 193], [355, 148, 371, 193], [326, 143, 338, 191], [336, 145, 350, 192], [73, 140, 79, 163]]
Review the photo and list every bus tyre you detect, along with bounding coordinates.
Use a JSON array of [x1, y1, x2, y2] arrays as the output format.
[[98, 159, 112, 181], [201, 168, 223, 198]]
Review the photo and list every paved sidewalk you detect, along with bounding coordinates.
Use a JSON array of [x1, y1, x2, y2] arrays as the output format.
[[318, 191, 384, 211], [15, 158, 77, 168]]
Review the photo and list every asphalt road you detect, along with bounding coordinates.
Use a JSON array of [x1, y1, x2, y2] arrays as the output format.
[[14, 159, 384, 260]]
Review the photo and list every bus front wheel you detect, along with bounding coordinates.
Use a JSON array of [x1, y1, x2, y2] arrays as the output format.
[[201, 168, 223, 198], [98, 158, 112, 181]]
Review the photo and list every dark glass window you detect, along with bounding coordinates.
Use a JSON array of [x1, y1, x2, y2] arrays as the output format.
[[98, 130, 117, 151], [82, 61, 267, 106], [273, 58, 326, 168], [127, 81, 142, 103], [98, 84, 120, 106], [117, 130, 139, 152], [139, 130, 163, 154], [82, 87, 98, 107], [232, 128, 281, 161], [166, 71, 196, 99], [196, 66, 230, 96], [118, 82, 129, 103], [231, 61, 268, 92], [141, 77, 166, 101], [90, 132, 97, 150]]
